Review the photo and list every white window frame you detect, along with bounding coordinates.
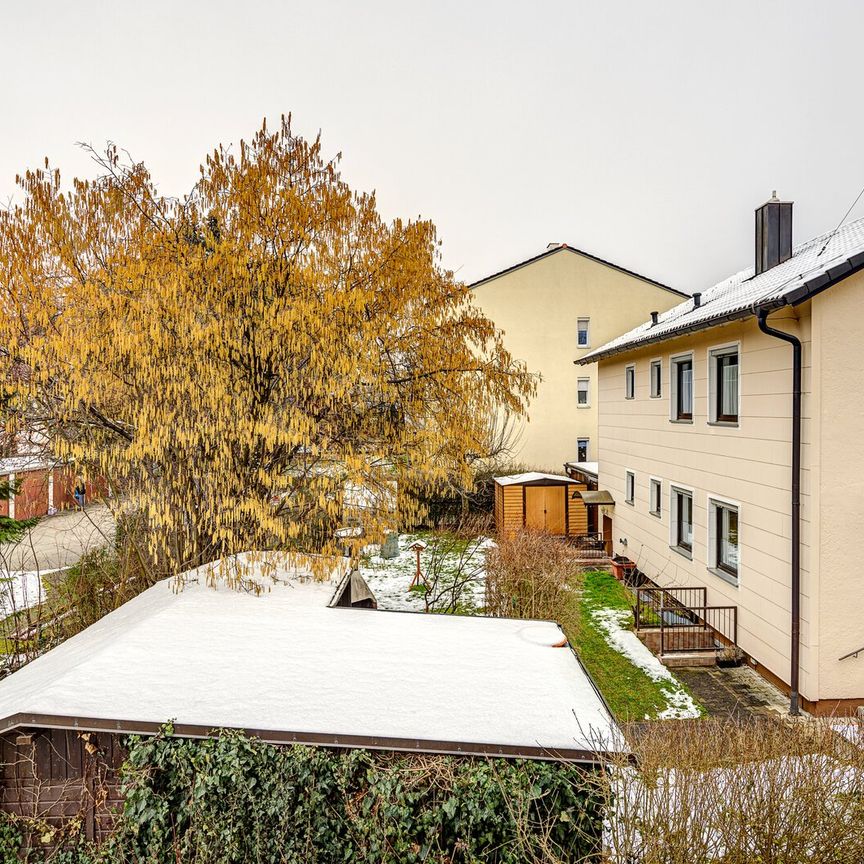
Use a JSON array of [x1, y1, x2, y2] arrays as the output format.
[[649, 358, 662, 399], [707, 342, 740, 426], [707, 494, 740, 585], [649, 477, 662, 517], [670, 352, 694, 423], [625, 470, 635, 505], [577, 437, 590, 461], [669, 483, 695, 558], [577, 377, 591, 408], [577, 318, 590, 349], [625, 364, 636, 400]]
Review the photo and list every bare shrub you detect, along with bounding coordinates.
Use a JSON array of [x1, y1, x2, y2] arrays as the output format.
[[598, 716, 864, 863], [485, 530, 582, 624], [421, 513, 493, 613]]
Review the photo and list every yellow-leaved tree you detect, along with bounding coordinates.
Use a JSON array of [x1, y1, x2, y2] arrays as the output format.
[[0, 116, 534, 575]]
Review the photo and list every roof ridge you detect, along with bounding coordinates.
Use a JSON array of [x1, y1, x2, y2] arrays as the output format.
[[469, 244, 688, 297]]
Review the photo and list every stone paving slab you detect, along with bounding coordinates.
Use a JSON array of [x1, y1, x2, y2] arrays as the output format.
[[675, 664, 794, 720]]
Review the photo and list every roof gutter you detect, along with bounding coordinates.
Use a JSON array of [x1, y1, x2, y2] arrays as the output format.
[[574, 301, 787, 366], [757, 307, 801, 716]]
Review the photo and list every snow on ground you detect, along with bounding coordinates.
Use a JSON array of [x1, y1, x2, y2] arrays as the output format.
[[0, 568, 64, 618], [359, 533, 492, 612], [591, 607, 701, 719]]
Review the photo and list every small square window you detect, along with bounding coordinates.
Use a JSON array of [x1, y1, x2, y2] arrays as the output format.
[[650, 360, 662, 398], [649, 479, 661, 516], [625, 365, 636, 400], [577, 438, 589, 461], [577, 377, 590, 407], [577, 318, 590, 348], [625, 471, 635, 505]]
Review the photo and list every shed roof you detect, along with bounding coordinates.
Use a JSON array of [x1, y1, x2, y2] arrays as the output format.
[[0, 552, 618, 761], [494, 472, 576, 487], [564, 461, 599, 478], [578, 216, 864, 364]]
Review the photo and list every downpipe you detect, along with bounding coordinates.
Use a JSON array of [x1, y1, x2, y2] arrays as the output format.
[[757, 308, 801, 716]]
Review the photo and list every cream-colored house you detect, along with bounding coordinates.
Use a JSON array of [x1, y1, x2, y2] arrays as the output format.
[[579, 198, 864, 714], [471, 245, 686, 469]]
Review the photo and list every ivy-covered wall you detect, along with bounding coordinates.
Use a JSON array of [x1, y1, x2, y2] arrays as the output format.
[[2, 729, 602, 863]]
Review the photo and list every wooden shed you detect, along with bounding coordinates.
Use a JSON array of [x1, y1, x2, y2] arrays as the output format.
[[494, 472, 588, 537]]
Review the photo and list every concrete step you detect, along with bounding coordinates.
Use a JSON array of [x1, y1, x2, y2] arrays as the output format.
[[660, 652, 716, 668]]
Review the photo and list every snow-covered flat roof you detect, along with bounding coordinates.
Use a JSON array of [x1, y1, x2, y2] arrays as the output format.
[[494, 471, 576, 486], [0, 553, 618, 761], [565, 461, 599, 478]]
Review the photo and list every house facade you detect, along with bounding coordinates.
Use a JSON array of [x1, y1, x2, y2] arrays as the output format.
[[580, 199, 864, 713], [471, 245, 686, 469]]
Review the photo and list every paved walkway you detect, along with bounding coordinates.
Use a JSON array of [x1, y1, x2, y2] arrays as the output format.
[[675, 664, 795, 719], [0, 504, 115, 571]]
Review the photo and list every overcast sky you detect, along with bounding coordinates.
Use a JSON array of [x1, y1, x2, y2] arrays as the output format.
[[2, 1, 862, 290]]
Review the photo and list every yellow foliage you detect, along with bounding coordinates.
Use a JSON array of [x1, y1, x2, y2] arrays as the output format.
[[0, 116, 534, 574]]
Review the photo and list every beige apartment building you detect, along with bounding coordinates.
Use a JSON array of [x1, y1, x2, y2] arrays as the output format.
[[579, 198, 864, 714], [471, 245, 686, 469]]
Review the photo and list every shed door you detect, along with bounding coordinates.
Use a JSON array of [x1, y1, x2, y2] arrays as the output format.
[[525, 486, 566, 534]]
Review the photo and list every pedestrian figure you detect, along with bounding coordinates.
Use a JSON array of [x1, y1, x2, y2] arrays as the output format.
[[73, 477, 86, 511]]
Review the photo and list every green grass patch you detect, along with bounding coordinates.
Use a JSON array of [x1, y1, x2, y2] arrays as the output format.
[[567, 570, 703, 722]]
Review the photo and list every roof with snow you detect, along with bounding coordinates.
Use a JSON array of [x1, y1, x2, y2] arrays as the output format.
[[493, 471, 577, 486], [469, 243, 687, 296], [0, 552, 618, 761], [564, 461, 599, 478], [578, 217, 864, 364]]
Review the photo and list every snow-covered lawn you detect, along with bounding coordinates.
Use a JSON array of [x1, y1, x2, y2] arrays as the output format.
[[591, 606, 701, 719], [0, 570, 52, 618], [359, 532, 492, 612]]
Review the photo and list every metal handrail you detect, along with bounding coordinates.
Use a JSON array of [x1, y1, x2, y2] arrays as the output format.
[[839, 645, 864, 662]]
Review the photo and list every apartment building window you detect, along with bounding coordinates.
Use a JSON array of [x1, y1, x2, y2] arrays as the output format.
[[577, 377, 590, 407], [625, 471, 635, 505], [577, 438, 589, 461], [710, 498, 739, 581], [650, 359, 662, 398], [671, 486, 693, 555], [671, 355, 693, 421], [710, 346, 739, 423], [577, 318, 590, 348], [625, 365, 636, 399], [649, 478, 662, 516]]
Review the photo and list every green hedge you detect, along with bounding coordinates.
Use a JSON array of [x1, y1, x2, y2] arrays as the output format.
[[102, 728, 601, 863]]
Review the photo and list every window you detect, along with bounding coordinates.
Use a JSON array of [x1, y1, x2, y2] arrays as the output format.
[[577, 377, 590, 407], [671, 487, 693, 554], [650, 359, 662, 398], [710, 499, 739, 580], [577, 438, 589, 461], [710, 346, 739, 423], [577, 318, 590, 348], [649, 478, 662, 516], [625, 471, 635, 505], [671, 355, 693, 421], [625, 365, 636, 399]]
